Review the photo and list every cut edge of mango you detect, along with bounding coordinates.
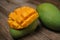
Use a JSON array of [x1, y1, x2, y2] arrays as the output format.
[[8, 6, 39, 29]]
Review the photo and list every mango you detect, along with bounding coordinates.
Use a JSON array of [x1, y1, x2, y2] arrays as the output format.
[[8, 6, 39, 39], [37, 3, 60, 31]]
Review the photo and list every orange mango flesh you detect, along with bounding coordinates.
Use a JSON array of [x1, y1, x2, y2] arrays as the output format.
[[8, 6, 39, 29]]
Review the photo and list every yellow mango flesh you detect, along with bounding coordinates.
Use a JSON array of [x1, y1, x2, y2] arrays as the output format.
[[8, 6, 39, 29]]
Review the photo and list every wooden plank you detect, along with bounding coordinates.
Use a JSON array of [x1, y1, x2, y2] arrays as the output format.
[[40, 27, 60, 40], [20, 27, 60, 40], [0, 0, 18, 16], [0, 0, 36, 16], [0, 12, 13, 40]]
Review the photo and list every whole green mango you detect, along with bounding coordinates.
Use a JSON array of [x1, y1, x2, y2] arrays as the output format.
[[9, 19, 39, 39], [37, 3, 60, 31]]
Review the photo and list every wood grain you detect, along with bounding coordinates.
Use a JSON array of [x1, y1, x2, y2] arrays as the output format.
[[0, 12, 13, 40], [0, 0, 60, 40]]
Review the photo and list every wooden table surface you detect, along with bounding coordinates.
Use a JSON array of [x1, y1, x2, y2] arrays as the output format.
[[0, 0, 60, 40]]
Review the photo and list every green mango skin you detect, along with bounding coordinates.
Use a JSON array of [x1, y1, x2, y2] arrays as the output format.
[[37, 3, 60, 31], [10, 19, 39, 39]]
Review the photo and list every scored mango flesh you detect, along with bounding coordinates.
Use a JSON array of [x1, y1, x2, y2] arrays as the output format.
[[8, 6, 39, 29]]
